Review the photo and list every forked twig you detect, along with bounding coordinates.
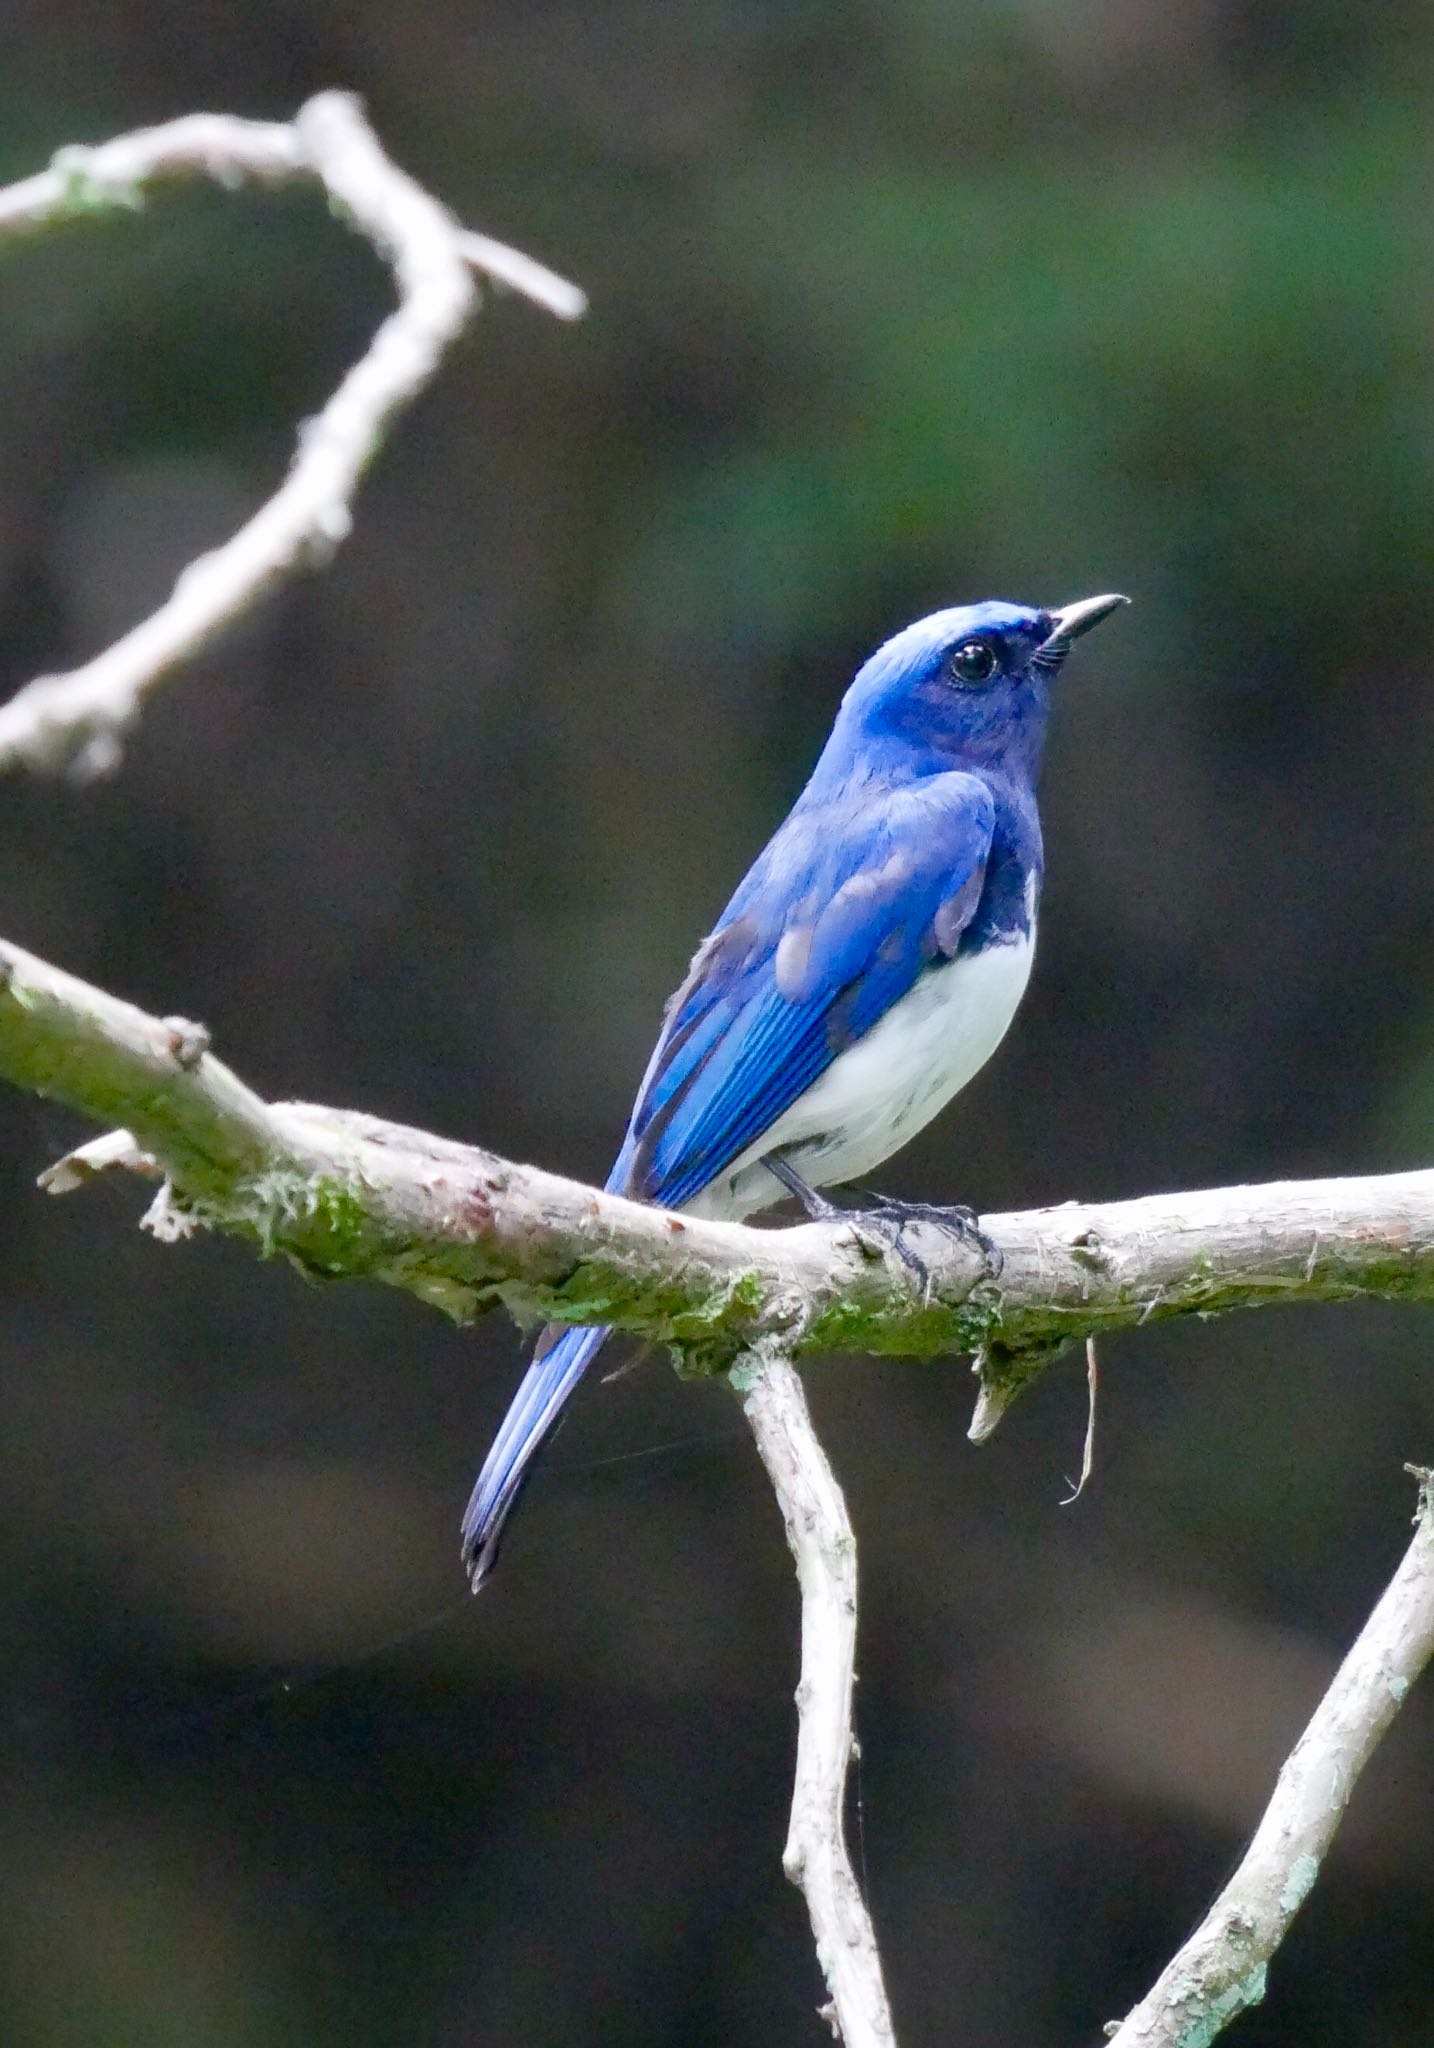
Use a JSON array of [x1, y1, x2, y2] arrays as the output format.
[[0, 92, 585, 778]]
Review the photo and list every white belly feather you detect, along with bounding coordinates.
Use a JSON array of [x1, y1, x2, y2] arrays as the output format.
[[684, 929, 1035, 1222]]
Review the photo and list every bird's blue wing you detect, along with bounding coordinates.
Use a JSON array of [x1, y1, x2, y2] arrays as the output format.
[[462, 770, 995, 1586], [609, 772, 996, 1209]]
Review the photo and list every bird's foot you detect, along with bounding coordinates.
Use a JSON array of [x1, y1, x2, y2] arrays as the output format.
[[841, 1193, 1003, 1298], [761, 1154, 1001, 1297]]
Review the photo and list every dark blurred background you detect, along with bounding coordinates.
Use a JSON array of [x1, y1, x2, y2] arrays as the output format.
[[2, 4, 1433, 2043]]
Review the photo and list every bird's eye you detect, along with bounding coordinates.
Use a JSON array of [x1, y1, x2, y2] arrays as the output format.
[[948, 639, 997, 685]]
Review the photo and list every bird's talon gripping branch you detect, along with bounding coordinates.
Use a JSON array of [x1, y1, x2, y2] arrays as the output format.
[[851, 1194, 1004, 1288], [827, 1195, 1000, 1298], [842, 1218, 889, 1264], [773, 1154, 1004, 1294]]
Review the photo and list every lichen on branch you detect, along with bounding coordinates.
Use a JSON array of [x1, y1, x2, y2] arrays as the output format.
[[5, 932, 1434, 1428]]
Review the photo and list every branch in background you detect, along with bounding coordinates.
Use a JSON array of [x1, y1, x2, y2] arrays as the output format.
[[1104, 1467, 1434, 2048], [0, 91, 585, 780], [6, 934, 1434, 1400], [735, 1345, 895, 2048]]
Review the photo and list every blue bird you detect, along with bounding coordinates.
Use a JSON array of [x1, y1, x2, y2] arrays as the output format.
[[462, 593, 1126, 1588]]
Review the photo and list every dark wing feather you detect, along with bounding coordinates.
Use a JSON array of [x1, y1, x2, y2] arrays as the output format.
[[607, 773, 996, 1209]]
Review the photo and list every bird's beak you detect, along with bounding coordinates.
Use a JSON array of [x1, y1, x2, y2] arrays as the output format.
[[1042, 592, 1129, 651]]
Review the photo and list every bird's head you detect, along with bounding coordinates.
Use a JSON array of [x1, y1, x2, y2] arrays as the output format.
[[836, 594, 1127, 781]]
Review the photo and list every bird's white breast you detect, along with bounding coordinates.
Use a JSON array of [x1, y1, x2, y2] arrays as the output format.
[[686, 928, 1036, 1222]]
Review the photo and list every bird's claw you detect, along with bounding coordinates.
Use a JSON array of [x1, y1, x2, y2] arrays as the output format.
[[843, 1195, 1003, 1296], [764, 1153, 1002, 1295]]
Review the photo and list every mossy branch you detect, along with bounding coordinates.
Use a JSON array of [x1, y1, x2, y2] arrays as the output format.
[[4, 932, 1434, 1428]]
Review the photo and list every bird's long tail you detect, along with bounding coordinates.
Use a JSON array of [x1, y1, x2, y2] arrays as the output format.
[[460, 1323, 610, 1590]]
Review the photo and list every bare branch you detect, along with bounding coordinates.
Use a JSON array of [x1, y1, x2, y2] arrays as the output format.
[[734, 1345, 895, 2047], [1103, 1468, 1434, 2047], [6, 934, 1434, 1377], [37, 1126, 159, 1192], [0, 933, 985, 1338], [456, 229, 588, 321], [0, 92, 585, 779], [962, 1169, 1434, 1437]]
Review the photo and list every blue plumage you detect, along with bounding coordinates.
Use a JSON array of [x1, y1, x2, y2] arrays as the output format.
[[461, 593, 1126, 1588], [618, 774, 995, 1208]]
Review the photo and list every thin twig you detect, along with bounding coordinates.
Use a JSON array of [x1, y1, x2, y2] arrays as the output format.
[[734, 1345, 895, 2047], [457, 229, 587, 320], [0, 92, 584, 779], [1103, 1467, 1434, 2047], [1059, 1335, 1099, 1505]]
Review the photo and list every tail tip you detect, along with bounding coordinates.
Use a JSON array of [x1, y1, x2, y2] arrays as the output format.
[[460, 1522, 499, 1595]]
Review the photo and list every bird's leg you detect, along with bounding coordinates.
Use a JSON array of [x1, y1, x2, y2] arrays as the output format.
[[762, 1154, 1003, 1292], [763, 1152, 846, 1223]]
